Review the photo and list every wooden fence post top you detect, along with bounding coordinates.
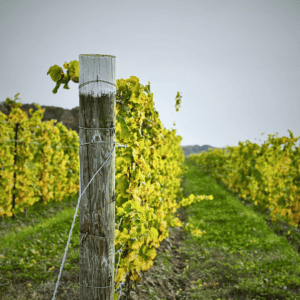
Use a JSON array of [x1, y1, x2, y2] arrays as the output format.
[[79, 54, 116, 98]]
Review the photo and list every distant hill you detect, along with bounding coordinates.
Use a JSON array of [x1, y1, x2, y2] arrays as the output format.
[[0, 101, 80, 135], [0, 101, 231, 158], [181, 144, 231, 158]]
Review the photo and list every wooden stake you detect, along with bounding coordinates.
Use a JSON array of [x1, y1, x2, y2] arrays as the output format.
[[79, 54, 116, 300]]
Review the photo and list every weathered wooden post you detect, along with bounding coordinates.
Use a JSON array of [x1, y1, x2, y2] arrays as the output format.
[[78, 54, 116, 300]]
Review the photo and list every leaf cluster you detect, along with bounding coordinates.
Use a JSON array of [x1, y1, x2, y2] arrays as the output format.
[[47, 61, 79, 94], [0, 96, 79, 217], [188, 131, 300, 228]]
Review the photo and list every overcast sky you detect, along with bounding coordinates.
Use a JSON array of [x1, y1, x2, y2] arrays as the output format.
[[1, 0, 300, 151]]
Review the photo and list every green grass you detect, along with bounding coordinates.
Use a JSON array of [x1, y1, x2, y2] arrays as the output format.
[[177, 157, 300, 299], [0, 192, 81, 291], [0, 157, 300, 299]]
